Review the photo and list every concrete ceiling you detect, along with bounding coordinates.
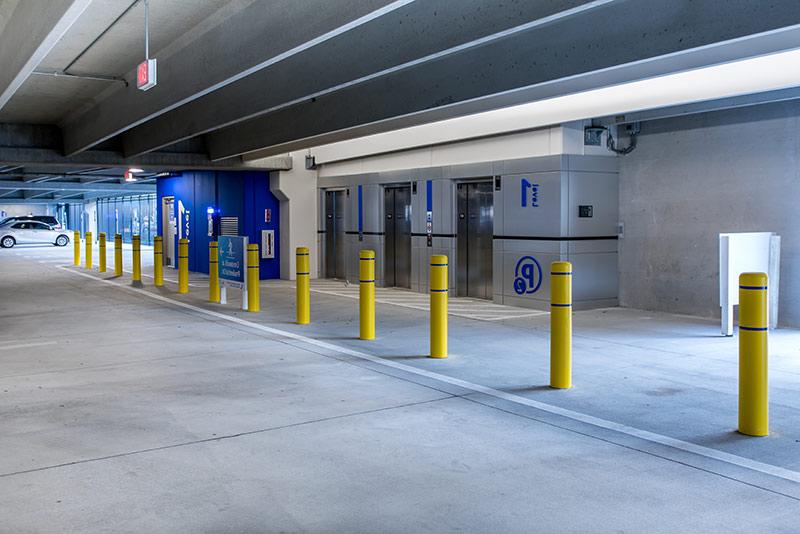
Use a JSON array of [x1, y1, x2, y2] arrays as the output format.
[[0, 163, 157, 203], [0, 0, 237, 125], [1, 0, 800, 177]]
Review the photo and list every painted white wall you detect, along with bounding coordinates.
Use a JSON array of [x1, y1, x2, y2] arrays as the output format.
[[268, 152, 319, 279], [83, 201, 97, 238], [0, 204, 49, 219], [315, 121, 617, 178]]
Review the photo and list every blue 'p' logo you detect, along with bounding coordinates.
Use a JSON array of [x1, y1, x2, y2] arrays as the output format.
[[513, 256, 542, 295]]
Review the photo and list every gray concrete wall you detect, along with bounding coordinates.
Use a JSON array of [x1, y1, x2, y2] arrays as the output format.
[[618, 101, 800, 325]]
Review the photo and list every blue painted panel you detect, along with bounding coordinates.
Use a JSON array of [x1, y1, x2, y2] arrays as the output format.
[[217, 171, 244, 229], [156, 170, 280, 279], [192, 171, 216, 274], [242, 172, 280, 279]]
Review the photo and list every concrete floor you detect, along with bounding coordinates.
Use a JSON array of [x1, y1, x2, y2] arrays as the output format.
[[2, 244, 800, 533]]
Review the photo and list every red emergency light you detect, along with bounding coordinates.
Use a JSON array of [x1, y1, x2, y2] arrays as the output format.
[[137, 59, 157, 91]]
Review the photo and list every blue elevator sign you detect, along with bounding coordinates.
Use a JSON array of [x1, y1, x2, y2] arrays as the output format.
[[218, 235, 247, 288]]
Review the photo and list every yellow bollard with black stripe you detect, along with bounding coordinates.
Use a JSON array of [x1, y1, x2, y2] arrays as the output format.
[[550, 261, 573, 389], [73, 230, 80, 265], [429, 255, 448, 358], [153, 236, 164, 286], [98, 232, 106, 273], [209, 241, 220, 302], [359, 250, 375, 339], [132, 235, 141, 283], [178, 238, 189, 294], [247, 244, 260, 312], [84, 231, 92, 269], [738, 272, 769, 437], [296, 247, 310, 324], [114, 233, 122, 276]]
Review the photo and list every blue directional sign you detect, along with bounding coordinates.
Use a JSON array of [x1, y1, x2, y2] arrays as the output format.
[[218, 235, 247, 288]]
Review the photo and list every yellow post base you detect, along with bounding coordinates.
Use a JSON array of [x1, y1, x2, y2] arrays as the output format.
[[359, 250, 375, 339], [178, 238, 189, 294], [738, 272, 769, 437], [132, 235, 141, 282], [98, 233, 106, 273], [154, 236, 164, 287], [73, 231, 80, 265], [84, 231, 92, 270], [114, 234, 122, 276], [550, 261, 572, 389], [247, 244, 260, 312], [209, 241, 220, 302], [296, 247, 310, 324], [429, 255, 448, 358]]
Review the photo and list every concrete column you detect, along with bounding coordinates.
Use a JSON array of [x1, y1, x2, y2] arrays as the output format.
[[268, 152, 318, 280]]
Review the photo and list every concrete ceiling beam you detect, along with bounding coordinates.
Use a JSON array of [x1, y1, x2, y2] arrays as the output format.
[[204, 0, 800, 160], [0, 0, 92, 111], [0, 145, 291, 171], [119, 0, 599, 157], [0, 179, 155, 193], [61, 0, 404, 156]]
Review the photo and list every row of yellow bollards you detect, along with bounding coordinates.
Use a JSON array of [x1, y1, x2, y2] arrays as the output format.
[[70, 231, 769, 437]]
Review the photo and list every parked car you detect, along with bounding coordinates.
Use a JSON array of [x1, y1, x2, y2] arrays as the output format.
[[0, 215, 61, 228], [0, 221, 71, 248]]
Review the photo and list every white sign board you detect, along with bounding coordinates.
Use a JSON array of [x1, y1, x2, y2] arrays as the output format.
[[261, 229, 275, 259], [719, 232, 780, 336]]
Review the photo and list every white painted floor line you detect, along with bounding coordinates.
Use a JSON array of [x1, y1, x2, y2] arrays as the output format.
[[60, 265, 800, 486], [0, 341, 58, 351], [121, 269, 206, 288]]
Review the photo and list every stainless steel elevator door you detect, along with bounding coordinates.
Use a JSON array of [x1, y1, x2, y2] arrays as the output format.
[[384, 186, 412, 288], [457, 181, 494, 299], [325, 190, 346, 278]]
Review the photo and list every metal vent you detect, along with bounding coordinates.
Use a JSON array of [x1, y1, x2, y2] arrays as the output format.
[[220, 216, 238, 236]]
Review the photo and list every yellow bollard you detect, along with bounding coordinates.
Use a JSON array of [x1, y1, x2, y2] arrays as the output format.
[[114, 234, 122, 276], [98, 233, 106, 273], [359, 250, 375, 340], [132, 235, 142, 283], [178, 238, 189, 294], [247, 243, 260, 312], [153, 236, 164, 287], [209, 241, 220, 302], [296, 247, 310, 324], [738, 272, 769, 437], [84, 231, 92, 270], [73, 230, 80, 266], [429, 255, 448, 358], [550, 261, 573, 389]]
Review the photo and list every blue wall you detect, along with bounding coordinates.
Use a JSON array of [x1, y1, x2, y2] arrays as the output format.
[[156, 171, 280, 279]]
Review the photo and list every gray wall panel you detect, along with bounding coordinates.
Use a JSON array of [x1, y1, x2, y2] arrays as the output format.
[[321, 154, 619, 309], [618, 100, 800, 325]]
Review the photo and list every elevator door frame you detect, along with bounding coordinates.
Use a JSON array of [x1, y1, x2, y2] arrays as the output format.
[[161, 196, 175, 267], [324, 189, 346, 279], [383, 185, 412, 289], [456, 180, 494, 299]]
